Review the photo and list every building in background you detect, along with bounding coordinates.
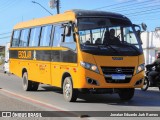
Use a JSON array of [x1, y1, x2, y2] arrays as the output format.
[[0, 46, 5, 64], [141, 29, 160, 64]]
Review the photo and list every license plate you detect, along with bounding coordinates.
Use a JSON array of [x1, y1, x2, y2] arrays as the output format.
[[112, 74, 125, 80]]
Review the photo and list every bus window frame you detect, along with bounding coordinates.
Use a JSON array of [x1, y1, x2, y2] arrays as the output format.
[[39, 25, 53, 47], [60, 24, 77, 51], [29, 26, 42, 47], [10, 21, 76, 49], [19, 28, 30, 47], [11, 29, 21, 47]]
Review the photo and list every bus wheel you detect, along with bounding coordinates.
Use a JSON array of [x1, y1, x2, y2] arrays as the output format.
[[63, 77, 78, 102], [22, 72, 39, 91], [118, 88, 135, 101], [31, 82, 39, 91], [141, 77, 149, 91]]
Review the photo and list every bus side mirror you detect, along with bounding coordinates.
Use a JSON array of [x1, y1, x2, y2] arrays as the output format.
[[65, 26, 71, 36], [141, 23, 147, 31]]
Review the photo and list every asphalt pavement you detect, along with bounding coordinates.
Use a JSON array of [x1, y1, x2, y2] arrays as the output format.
[[0, 64, 160, 120], [0, 64, 3, 72]]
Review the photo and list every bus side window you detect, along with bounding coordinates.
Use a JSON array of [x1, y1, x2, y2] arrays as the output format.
[[11, 30, 20, 47], [40, 25, 52, 47], [53, 25, 64, 47], [19, 29, 30, 47], [29, 27, 41, 47]]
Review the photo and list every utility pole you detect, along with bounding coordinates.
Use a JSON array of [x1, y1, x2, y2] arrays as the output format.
[[56, 0, 60, 14]]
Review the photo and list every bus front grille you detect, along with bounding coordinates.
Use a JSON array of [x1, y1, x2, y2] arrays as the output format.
[[101, 67, 135, 83]]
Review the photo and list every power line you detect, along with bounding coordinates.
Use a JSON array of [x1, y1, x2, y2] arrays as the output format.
[[94, 0, 153, 10], [0, 36, 11, 39], [93, 0, 135, 10], [92, 0, 160, 22], [93, 0, 159, 17], [112, 0, 153, 10], [125, 7, 160, 16], [134, 17, 160, 21], [113, 2, 160, 13], [0, 32, 11, 36], [126, 10, 160, 18], [93, 1, 160, 20], [0, 0, 21, 13], [129, 11, 160, 19]]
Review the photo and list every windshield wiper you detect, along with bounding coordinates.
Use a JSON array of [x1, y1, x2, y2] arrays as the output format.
[[96, 44, 119, 53], [81, 44, 119, 53]]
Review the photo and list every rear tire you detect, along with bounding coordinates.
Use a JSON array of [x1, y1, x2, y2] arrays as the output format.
[[63, 77, 78, 102], [118, 88, 135, 101], [141, 77, 149, 91], [22, 72, 39, 91]]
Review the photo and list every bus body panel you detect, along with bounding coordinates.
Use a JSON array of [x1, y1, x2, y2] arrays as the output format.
[[9, 10, 145, 100], [10, 47, 52, 84], [73, 51, 144, 88], [75, 67, 144, 88]]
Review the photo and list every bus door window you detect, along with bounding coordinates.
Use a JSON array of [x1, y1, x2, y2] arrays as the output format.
[[61, 25, 76, 51], [11, 30, 20, 47], [29, 27, 41, 47], [53, 25, 64, 47], [19, 29, 30, 47], [40, 25, 52, 47]]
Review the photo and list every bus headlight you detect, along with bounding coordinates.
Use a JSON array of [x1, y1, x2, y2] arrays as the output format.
[[80, 61, 99, 73], [136, 63, 145, 74]]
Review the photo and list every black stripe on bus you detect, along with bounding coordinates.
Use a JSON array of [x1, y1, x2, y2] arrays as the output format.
[[9, 50, 77, 63]]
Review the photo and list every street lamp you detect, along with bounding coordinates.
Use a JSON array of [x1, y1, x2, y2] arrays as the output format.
[[32, 1, 53, 15], [49, 0, 60, 14]]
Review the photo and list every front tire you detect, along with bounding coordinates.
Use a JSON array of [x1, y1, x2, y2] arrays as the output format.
[[118, 88, 135, 101], [22, 72, 39, 91], [141, 77, 149, 91], [63, 77, 78, 102]]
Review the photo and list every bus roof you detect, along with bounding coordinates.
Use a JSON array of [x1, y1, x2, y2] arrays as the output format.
[[72, 9, 129, 19], [14, 9, 131, 30]]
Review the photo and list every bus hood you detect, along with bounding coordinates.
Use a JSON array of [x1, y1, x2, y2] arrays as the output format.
[[93, 55, 139, 67]]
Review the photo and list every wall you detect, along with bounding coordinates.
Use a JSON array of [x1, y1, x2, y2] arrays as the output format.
[[141, 30, 160, 64]]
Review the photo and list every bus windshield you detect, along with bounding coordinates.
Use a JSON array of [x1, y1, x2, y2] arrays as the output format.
[[78, 17, 143, 56]]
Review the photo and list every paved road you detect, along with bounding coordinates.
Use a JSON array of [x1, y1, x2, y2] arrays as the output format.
[[0, 66, 160, 120], [0, 64, 3, 72]]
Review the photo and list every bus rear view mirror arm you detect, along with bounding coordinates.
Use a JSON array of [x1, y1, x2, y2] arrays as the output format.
[[65, 26, 72, 36]]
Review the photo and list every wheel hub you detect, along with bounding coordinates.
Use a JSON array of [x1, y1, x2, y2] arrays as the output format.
[[65, 83, 71, 98]]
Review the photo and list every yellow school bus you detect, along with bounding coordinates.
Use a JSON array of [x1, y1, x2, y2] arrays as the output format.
[[9, 9, 145, 102]]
